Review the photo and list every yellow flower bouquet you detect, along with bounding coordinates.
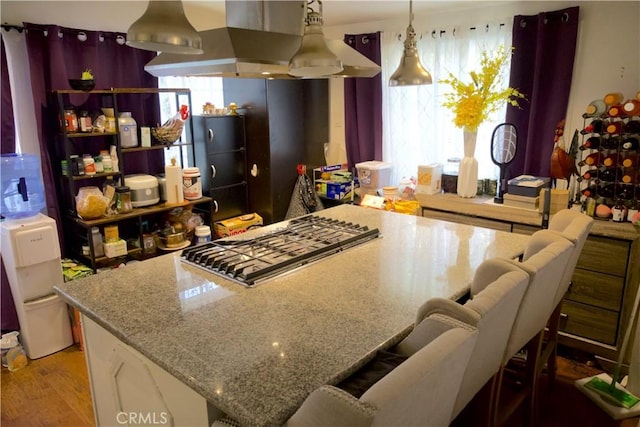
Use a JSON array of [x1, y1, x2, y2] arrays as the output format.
[[440, 45, 526, 132]]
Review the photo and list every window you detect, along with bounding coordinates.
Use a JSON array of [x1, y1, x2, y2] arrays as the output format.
[[381, 21, 512, 185], [158, 76, 224, 166]]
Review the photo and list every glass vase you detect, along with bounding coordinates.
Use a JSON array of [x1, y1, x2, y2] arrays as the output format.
[[457, 129, 478, 198]]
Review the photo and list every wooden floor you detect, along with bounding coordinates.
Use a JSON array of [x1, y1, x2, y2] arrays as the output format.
[[1, 345, 639, 427]]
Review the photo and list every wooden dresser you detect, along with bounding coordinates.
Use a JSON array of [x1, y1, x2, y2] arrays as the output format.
[[416, 192, 640, 364]]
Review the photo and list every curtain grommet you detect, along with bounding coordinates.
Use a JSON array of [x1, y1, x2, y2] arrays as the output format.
[[77, 32, 87, 42]]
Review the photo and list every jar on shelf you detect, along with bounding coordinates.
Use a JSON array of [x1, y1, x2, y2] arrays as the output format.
[[82, 154, 96, 176], [118, 112, 138, 148], [63, 107, 78, 133], [94, 155, 104, 173], [115, 186, 133, 214], [183, 167, 202, 200], [78, 110, 92, 132]]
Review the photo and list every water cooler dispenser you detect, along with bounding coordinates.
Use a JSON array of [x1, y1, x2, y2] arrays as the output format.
[[0, 154, 72, 358]]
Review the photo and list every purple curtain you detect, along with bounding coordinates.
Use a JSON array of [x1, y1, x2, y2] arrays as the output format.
[[23, 23, 159, 230], [506, 7, 579, 180], [343, 32, 382, 168], [1, 36, 20, 331]]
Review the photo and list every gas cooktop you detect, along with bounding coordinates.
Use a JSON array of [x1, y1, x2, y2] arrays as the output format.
[[181, 215, 380, 287]]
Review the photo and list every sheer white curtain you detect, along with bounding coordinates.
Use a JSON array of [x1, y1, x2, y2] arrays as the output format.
[[1, 30, 40, 155], [382, 20, 513, 185]]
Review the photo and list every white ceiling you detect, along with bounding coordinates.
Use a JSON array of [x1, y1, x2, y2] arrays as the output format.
[[1, 1, 507, 33]]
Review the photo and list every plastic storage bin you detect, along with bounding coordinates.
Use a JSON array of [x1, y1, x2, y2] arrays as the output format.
[[355, 161, 392, 195]]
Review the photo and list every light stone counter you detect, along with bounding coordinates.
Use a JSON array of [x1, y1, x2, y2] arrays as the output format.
[[55, 204, 529, 427]]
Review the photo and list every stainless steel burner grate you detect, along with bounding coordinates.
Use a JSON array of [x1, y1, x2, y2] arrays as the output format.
[[181, 215, 380, 286]]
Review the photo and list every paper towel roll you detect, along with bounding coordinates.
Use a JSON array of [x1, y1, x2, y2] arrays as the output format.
[[165, 159, 184, 204]]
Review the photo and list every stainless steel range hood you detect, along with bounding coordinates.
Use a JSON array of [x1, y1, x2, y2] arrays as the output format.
[[144, 0, 380, 79]]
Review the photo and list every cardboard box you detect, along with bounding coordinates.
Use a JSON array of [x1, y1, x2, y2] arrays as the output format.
[[214, 213, 263, 238], [538, 189, 570, 215], [104, 239, 127, 258], [417, 163, 443, 195], [507, 175, 550, 197], [326, 181, 353, 200]]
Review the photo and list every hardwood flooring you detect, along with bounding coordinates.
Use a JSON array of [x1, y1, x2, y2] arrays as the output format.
[[1, 345, 639, 427], [1, 346, 94, 427]]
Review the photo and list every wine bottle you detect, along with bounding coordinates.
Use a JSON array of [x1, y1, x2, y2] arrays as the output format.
[[625, 119, 640, 134], [627, 200, 640, 222], [611, 199, 626, 222], [604, 92, 624, 106], [606, 121, 625, 135], [621, 155, 636, 168], [581, 185, 599, 198], [582, 152, 603, 166], [580, 136, 601, 150], [621, 169, 638, 184], [602, 153, 618, 167], [581, 119, 605, 135], [623, 99, 640, 116], [601, 184, 616, 198], [600, 167, 621, 182], [608, 104, 625, 118], [581, 168, 600, 180], [616, 184, 634, 200], [584, 99, 607, 118], [601, 136, 621, 150], [622, 135, 640, 151]]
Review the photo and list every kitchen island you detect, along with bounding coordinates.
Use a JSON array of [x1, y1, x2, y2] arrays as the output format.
[[55, 204, 529, 427]]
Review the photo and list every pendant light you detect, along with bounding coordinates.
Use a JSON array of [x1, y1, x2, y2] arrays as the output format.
[[389, 0, 432, 86], [289, 0, 343, 77], [126, 0, 203, 55]]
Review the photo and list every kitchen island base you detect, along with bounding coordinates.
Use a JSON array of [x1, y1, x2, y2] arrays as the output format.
[[82, 315, 221, 426]]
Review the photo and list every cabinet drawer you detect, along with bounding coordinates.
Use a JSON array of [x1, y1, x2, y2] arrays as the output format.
[[560, 300, 618, 345], [422, 210, 511, 232], [576, 235, 628, 276], [565, 268, 624, 311], [208, 151, 247, 188], [194, 116, 246, 152], [211, 184, 249, 222]]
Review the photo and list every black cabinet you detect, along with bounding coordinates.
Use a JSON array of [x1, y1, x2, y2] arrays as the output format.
[[192, 115, 249, 222], [222, 78, 329, 224]]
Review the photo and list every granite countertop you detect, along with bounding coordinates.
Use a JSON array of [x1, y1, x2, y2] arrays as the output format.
[[55, 204, 529, 427], [416, 193, 640, 241]]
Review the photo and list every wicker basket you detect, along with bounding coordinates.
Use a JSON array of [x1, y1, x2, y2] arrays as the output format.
[[151, 120, 184, 145]]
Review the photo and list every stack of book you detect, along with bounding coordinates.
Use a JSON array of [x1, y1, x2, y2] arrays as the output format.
[[502, 175, 550, 210], [503, 192, 540, 209]]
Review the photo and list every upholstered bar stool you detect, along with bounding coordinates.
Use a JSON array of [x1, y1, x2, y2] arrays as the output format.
[[284, 322, 478, 427], [492, 234, 573, 426], [393, 258, 530, 424]]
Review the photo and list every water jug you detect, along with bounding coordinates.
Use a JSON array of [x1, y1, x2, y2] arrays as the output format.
[[1, 154, 46, 219]]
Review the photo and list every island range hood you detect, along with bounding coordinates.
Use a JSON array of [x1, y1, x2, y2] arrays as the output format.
[[144, 0, 381, 79]]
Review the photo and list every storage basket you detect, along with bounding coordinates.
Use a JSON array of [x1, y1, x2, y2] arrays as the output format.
[[151, 120, 184, 145]]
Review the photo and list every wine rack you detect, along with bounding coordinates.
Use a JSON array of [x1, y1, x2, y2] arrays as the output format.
[[577, 93, 640, 213]]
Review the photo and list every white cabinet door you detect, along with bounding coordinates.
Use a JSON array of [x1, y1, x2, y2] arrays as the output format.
[[82, 315, 215, 427]]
